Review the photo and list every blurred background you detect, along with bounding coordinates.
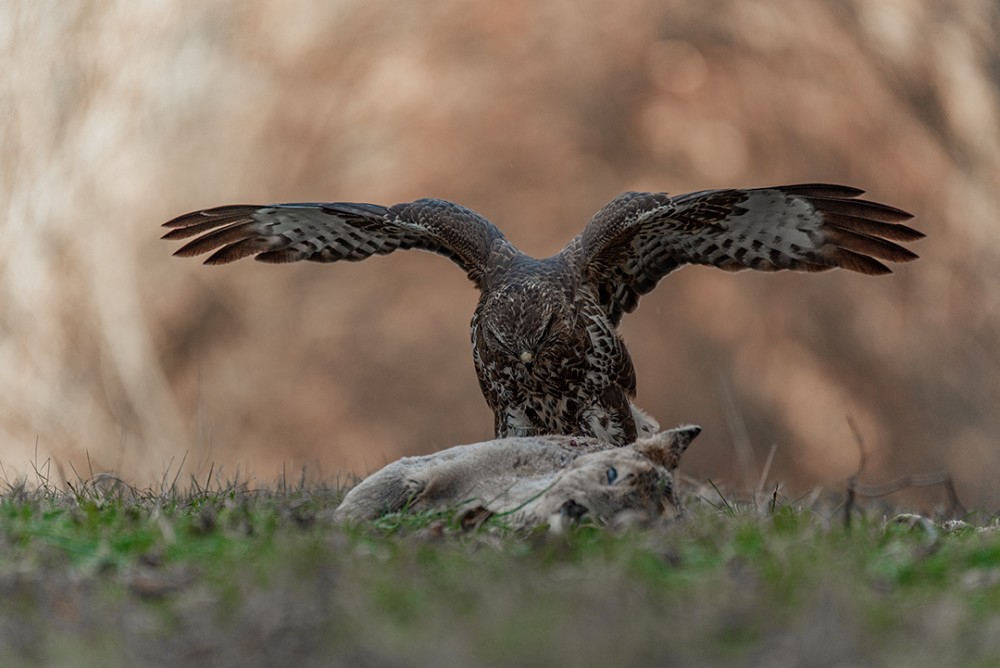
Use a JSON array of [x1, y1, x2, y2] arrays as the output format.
[[2, 1, 998, 509]]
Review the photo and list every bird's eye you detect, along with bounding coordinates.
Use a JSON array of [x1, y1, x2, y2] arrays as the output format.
[[606, 466, 618, 484]]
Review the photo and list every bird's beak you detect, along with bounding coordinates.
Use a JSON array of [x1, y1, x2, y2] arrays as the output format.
[[519, 351, 534, 364]]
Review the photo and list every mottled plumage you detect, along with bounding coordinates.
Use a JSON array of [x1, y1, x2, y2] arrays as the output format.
[[163, 184, 922, 445]]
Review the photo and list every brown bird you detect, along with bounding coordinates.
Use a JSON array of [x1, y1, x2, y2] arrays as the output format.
[[163, 184, 921, 445]]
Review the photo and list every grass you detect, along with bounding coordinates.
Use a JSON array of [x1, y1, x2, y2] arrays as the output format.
[[1, 473, 1000, 668]]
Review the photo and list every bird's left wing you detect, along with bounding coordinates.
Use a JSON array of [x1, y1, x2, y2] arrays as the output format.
[[568, 184, 923, 325], [161, 198, 514, 289]]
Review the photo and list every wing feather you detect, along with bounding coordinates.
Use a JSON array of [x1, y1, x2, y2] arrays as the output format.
[[162, 199, 513, 289], [568, 183, 922, 324], [173, 221, 261, 258]]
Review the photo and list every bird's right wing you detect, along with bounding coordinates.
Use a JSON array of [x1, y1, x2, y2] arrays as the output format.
[[161, 198, 515, 289]]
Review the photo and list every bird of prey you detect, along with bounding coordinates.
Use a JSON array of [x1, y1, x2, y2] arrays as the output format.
[[163, 184, 921, 446]]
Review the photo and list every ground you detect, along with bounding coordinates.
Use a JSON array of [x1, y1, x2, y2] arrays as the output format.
[[2, 474, 999, 667]]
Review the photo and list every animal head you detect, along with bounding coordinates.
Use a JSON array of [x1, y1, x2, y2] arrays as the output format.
[[479, 277, 574, 366], [523, 425, 700, 530]]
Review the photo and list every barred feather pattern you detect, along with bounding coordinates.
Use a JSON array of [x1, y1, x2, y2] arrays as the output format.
[[569, 184, 921, 325], [163, 183, 921, 445], [162, 199, 512, 289]]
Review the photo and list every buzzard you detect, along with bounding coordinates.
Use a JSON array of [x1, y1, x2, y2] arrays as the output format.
[[163, 184, 921, 446]]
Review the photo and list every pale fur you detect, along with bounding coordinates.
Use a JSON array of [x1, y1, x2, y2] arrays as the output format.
[[334, 425, 700, 530]]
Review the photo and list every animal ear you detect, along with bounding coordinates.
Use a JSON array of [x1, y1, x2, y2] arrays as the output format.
[[634, 424, 701, 469]]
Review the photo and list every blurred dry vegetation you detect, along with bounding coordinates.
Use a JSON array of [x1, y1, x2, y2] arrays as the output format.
[[2, 1, 998, 508]]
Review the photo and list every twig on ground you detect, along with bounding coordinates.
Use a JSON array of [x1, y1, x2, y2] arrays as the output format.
[[844, 415, 965, 527], [708, 479, 735, 515]]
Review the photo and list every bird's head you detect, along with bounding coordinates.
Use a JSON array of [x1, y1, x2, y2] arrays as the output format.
[[479, 278, 571, 368]]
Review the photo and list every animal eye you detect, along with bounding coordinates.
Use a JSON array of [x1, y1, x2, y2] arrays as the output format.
[[606, 466, 618, 484]]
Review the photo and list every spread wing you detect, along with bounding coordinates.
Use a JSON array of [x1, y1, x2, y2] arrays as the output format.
[[568, 184, 923, 325], [161, 198, 514, 289]]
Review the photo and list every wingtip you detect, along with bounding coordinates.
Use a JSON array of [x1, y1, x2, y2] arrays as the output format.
[[161, 214, 193, 229], [161, 228, 191, 241], [203, 251, 238, 265], [175, 249, 225, 263], [778, 183, 866, 198], [874, 202, 916, 222]]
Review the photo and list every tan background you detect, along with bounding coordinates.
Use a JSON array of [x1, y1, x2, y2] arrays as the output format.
[[3, 1, 998, 508]]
